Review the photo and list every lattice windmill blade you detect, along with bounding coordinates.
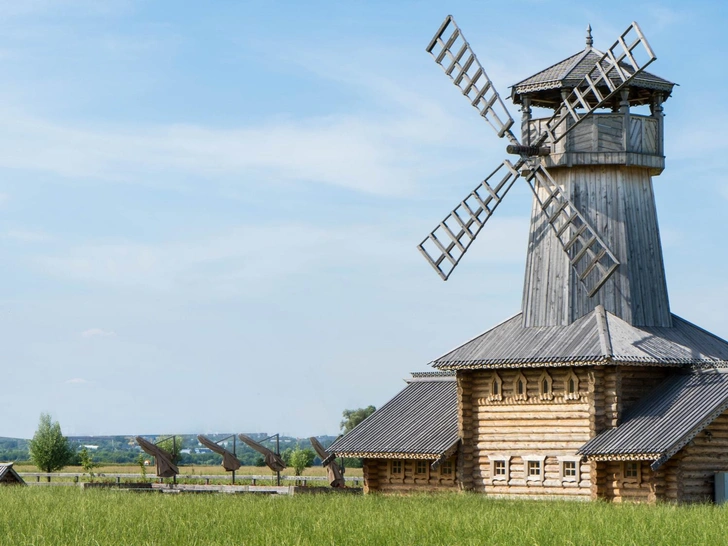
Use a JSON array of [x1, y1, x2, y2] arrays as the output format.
[[418, 160, 523, 280], [537, 22, 656, 146], [522, 161, 619, 297], [427, 15, 518, 145]]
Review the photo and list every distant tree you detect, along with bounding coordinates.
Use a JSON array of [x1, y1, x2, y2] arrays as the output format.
[[340, 406, 376, 434], [79, 447, 98, 480], [289, 447, 316, 476], [155, 436, 185, 465], [28, 413, 75, 475]]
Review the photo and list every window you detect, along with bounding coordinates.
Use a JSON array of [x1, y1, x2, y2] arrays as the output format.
[[564, 369, 580, 400], [539, 371, 553, 400], [623, 461, 640, 482], [557, 456, 582, 483], [488, 455, 510, 483], [440, 460, 453, 476], [390, 460, 402, 476], [489, 373, 503, 401], [415, 460, 428, 476], [513, 372, 528, 401], [522, 455, 546, 483]]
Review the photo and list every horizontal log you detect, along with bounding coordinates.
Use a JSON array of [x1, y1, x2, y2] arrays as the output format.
[[477, 442, 586, 450]]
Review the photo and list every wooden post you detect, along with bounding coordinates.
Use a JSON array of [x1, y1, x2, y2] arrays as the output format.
[[521, 95, 532, 146], [620, 89, 631, 155], [651, 92, 664, 156]]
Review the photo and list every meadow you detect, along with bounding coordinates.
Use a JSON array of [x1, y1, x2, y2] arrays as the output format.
[[2, 487, 728, 545]]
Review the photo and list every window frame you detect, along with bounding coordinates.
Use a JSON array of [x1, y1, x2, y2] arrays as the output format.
[[513, 371, 528, 401], [522, 455, 546, 484], [564, 369, 580, 400], [488, 455, 511, 484], [557, 455, 582, 483], [390, 459, 403, 477], [489, 373, 503, 401], [439, 460, 454, 477], [415, 459, 429, 478], [538, 371, 553, 401], [622, 460, 641, 483]]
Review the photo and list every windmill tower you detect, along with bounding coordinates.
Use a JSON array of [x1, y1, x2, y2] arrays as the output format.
[[418, 18, 673, 328]]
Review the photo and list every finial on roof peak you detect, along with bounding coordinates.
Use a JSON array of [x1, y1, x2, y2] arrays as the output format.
[[586, 24, 593, 48]]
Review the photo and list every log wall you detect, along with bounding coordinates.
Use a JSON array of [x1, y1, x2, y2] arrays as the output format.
[[362, 457, 458, 493], [677, 412, 728, 503], [461, 368, 594, 499]]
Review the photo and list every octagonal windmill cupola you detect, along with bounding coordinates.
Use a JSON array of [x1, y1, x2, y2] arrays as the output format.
[[418, 19, 677, 328]]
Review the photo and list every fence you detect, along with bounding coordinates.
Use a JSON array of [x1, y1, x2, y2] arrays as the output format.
[[19, 472, 362, 487]]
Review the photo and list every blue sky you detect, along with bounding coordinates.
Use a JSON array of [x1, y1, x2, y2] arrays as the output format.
[[2, 0, 727, 438]]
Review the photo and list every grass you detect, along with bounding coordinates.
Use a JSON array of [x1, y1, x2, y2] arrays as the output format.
[[1, 487, 728, 545]]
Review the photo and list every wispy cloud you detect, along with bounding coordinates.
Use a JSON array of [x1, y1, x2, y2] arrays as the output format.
[[81, 328, 116, 338], [3, 229, 50, 242], [0, 104, 479, 197]]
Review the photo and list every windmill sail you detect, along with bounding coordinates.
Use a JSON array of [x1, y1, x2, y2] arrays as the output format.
[[197, 435, 241, 472], [310, 437, 345, 488], [426, 15, 516, 142], [418, 160, 521, 280], [135, 436, 179, 478], [238, 434, 286, 472]]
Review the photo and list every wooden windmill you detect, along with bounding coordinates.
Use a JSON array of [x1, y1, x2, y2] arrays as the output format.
[[329, 18, 728, 502], [419, 16, 672, 328]]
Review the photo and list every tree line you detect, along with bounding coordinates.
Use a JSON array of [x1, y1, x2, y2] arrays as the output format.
[[20, 406, 376, 473]]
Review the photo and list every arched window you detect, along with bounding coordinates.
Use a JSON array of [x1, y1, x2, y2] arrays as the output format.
[[489, 373, 503, 401], [539, 371, 553, 400], [564, 369, 580, 400], [513, 372, 528, 401]]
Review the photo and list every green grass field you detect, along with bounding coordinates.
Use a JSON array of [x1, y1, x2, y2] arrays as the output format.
[[2, 487, 728, 545]]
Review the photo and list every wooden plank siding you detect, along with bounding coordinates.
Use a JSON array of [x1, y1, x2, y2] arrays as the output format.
[[522, 165, 671, 328]]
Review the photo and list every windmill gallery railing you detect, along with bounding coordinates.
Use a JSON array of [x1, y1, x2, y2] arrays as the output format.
[[527, 113, 663, 171]]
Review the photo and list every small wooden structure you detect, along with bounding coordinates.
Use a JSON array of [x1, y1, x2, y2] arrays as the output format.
[[0, 463, 26, 485], [329, 373, 460, 493], [334, 18, 728, 503]]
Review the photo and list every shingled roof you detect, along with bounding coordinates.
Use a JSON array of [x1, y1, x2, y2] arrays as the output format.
[[510, 35, 675, 108], [579, 369, 728, 469], [328, 373, 458, 461], [431, 306, 728, 370]]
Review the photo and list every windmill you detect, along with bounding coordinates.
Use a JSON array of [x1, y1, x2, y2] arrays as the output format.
[[418, 16, 664, 326]]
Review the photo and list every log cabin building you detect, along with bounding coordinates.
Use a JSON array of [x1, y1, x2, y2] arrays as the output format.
[[329, 28, 728, 503]]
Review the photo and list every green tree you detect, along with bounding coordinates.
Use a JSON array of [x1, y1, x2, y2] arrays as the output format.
[[340, 406, 376, 434], [28, 413, 74, 476], [155, 436, 184, 465], [79, 447, 98, 481], [288, 447, 316, 476]]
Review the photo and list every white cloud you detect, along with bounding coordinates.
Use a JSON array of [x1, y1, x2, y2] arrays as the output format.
[[81, 328, 116, 338], [3, 229, 50, 242], [0, 101, 478, 197]]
